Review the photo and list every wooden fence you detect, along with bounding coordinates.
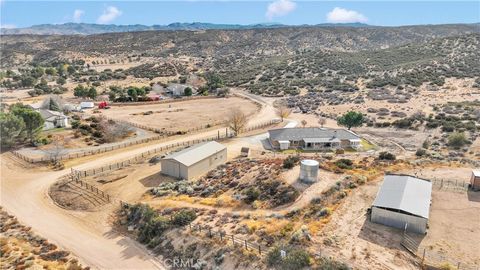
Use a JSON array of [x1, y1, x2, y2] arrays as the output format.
[[107, 95, 219, 107], [188, 223, 270, 256], [430, 178, 470, 192], [70, 119, 280, 179], [107, 116, 225, 136], [72, 131, 233, 179], [12, 134, 164, 163]]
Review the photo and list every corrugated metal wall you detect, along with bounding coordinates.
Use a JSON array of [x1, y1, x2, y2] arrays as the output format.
[[371, 207, 427, 234]]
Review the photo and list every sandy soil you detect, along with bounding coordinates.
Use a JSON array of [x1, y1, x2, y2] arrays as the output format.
[[317, 166, 480, 270], [0, 91, 279, 269], [95, 96, 259, 131]]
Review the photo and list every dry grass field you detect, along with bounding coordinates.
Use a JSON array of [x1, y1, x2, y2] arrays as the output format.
[[94, 96, 259, 132]]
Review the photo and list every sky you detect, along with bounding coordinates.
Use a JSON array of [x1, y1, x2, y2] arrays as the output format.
[[1, 1, 479, 29]]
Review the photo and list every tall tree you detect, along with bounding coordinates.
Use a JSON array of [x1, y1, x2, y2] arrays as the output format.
[[226, 108, 248, 136], [0, 112, 25, 148], [318, 117, 326, 128], [184, 87, 193, 96], [74, 85, 88, 98], [337, 111, 364, 130], [88, 87, 98, 100], [276, 105, 291, 122], [11, 105, 44, 145]]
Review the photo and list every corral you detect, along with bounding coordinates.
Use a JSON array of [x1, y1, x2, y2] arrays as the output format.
[[94, 97, 259, 132]]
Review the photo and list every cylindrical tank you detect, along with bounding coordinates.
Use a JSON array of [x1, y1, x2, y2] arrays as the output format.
[[299, 159, 319, 183]]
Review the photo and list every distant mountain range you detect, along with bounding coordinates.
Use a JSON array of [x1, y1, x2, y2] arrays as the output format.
[[0, 22, 372, 35]]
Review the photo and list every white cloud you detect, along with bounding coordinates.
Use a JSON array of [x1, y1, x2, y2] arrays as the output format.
[[265, 0, 297, 21], [73, 9, 85, 23], [326, 7, 368, 24], [97, 6, 122, 24], [1, 23, 16, 29]]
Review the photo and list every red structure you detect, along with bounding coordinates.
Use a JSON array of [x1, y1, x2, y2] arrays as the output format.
[[98, 101, 109, 109]]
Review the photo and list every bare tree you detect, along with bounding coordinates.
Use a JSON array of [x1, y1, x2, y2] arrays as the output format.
[[318, 117, 326, 128], [301, 119, 307, 128], [226, 108, 248, 136], [100, 119, 134, 143], [42, 135, 68, 166], [276, 105, 291, 122]]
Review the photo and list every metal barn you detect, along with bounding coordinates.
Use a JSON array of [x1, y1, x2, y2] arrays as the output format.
[[161, 141, 227, 180], [371, 175, 432, 234]]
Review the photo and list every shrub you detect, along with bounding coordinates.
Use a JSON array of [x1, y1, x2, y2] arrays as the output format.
[[318, 207, 332, 217], [243, 187, 260, 204], [171, 209, 196, 226], [378, 151, 396, 161], [415, 149, 427, 157], [335, 159, 353, 169], [315, 257, 351, 270], [267, 246, 311, 270], [447, 132, 469, 149], [283, 155, 300, 169]]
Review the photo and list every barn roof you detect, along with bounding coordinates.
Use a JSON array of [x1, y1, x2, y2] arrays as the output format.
[[162, 141, 226, 166], [372, 175, 432, 219], [268, 128, 359, 142]]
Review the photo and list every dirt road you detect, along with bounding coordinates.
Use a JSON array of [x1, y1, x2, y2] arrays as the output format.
[[0, 92, 282, 269], [1, 154, 166, 269]]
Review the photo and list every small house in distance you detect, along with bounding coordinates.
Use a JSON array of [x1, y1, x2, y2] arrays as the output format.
[[161, 141, 227, 180], [38, 109, 69, 130], [268, 127, 361, 151], [471, 170, 480, 191], [80, 102, 94, 110], [371, 175, 432, 234]]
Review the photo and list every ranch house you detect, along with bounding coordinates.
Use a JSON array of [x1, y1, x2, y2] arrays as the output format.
[[268, 127, 361, 151]]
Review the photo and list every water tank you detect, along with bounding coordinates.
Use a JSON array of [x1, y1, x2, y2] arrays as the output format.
[[300, 159, 319, 183]]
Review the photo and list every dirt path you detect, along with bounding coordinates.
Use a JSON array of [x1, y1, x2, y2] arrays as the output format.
[[0, 154, 166, 269], [0, 93, 282, 270]]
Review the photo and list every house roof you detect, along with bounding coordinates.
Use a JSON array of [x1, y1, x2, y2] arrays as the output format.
[[162, 141, 226, 167], [303, 137, 341, 143], [38, 109, 67, 121], [268, 128, 360, 142], [372, 175, 432, 219]]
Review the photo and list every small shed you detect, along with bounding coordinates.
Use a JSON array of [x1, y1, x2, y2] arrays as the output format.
[[161, 141, 227, 180], [471, 170, 480, 191], [80, 102, 94, 109], [371, 175, 432, 234]]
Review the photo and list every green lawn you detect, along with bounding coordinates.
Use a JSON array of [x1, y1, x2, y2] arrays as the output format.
[[360, 138, 376, 151], [41, 127, 66, 135]]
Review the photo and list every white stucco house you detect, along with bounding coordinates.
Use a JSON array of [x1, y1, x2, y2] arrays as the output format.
[[268, 127, 361, 151], [38, 109, 69, 130]]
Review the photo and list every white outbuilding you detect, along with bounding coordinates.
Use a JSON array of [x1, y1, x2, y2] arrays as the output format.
[[161, 141, 227, 180], [371, 174, 432, 234]]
